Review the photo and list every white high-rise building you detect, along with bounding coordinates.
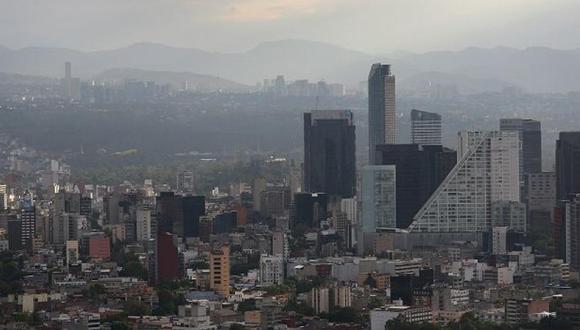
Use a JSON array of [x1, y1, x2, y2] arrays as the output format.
[[272, 230, 289, 259], [259, 254, 284, 286], [136, 207, 152, 241], [492, 226, 508, 255], [409, 131, 520, 233], [340, 197, 358, 224], [0, 184, 7, 210], [410, 109, 442, 146]]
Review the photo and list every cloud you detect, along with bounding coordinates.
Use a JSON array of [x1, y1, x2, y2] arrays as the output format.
[[218, 0, 330, 22]]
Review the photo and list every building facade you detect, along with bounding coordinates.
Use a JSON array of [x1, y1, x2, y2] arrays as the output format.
[[375, 144, 456, 228], [410, 131, 520, 233], [368, 63, 396, 163], [411, 109, 442, 146], [304, 110, 356, 198]]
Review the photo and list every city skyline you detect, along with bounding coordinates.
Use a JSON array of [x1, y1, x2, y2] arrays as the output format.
[[2, 2, 580, 328]]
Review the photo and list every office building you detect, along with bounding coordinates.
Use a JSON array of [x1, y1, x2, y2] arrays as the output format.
[[291, 193, 328, 229], [156, 192, 205, 240], [565, 194, 580, 270], [80, 195, 92, 218], [410, 109, 442, 146], [375, 144, 456, 228], [66, 240, 79, 265], [61, 62, 81, 100], [368, 63, 396, 163], [409, 131, 520, 233], [527, 172, 556, 233], [260, 187, 291, 218], [491, 201, 527, 233], [0, 184, 7, 210], [500, 118, 542, 175], [310, 287, 330, 314], [340, 197, 358, 224], [361, 165, 397, 233], [88, 234, 110, 260], [176, 170, 195, 193], [156, 192, 184, 236], [182, 195, 205, 238], [259, 254, 284, 286], [209, 245, 230, 298], [136, 206, 152, 241], [556, 132, 580, 201], [272, 230, 289, 259], [492, 226, 509, 255], [19, 193, 36, 253], [304, 110, 356, 198], [156, 232, 179, 283], [7, 219, 22, 251]]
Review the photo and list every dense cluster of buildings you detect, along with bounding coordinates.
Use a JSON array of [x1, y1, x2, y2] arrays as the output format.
[[0, 62, 580, 330]]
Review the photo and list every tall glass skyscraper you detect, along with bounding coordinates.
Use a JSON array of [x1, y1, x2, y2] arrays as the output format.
[[556, 132, 580, 201], [368, 63, 396, 163], [304, 110, 356, 198]]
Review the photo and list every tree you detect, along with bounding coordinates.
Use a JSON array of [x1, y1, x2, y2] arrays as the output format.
[[125, 299, 151, 316], [120, 260, 149, 281], [237, 299, 257, 313], [325, 307, 361, 323], [0, 252, 23, 296]]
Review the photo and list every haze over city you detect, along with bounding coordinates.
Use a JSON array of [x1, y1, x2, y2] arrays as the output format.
[[2, 0, 580, 52], [1, 1, 580, 330]]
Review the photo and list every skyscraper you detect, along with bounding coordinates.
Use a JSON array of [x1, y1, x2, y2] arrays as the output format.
[[182, 195, 205, 239], [361, 165, 397, 233], [500, 118, 542, 175], [19, 193, 36, 253], [410, 109, 442, 146], [304, 110, 355, 198], [62, 61, 81, 100], [291, 192, 328, 230], [500, 118, 541, 202], [209, 245, 230, 298], [368, 63, 396, 163], [156, 232, 179, 283], [0, 184, 7, 210], [375, 144, 456, 228], [565, 194, 580, 270], [527, 172, 556, 234], [556, 132, 580, 201], [409, 131, 521, 233]]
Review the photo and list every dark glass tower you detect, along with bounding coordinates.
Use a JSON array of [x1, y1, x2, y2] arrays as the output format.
[[182, 195, 205, 238], [291, 192, 328, 229], [375, 144, 456, 228], [500, 118, 542, 174], [556, 132, 580, 201], [157, 192, 205, 240], [368, 63, 396, 163], [304, 110, 355, 198]]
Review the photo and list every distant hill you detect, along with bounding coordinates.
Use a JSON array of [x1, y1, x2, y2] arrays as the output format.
[[2, 40, 580, 93], [94, 68, 250, 92], [0, 72, 57, 85], [399, 71, 515, 95]]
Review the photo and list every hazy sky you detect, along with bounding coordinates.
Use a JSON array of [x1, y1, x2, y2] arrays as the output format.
[[2, 0, 579, 53]]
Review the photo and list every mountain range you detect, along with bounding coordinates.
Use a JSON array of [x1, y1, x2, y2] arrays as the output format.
[[1, 40, 580, 93]]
